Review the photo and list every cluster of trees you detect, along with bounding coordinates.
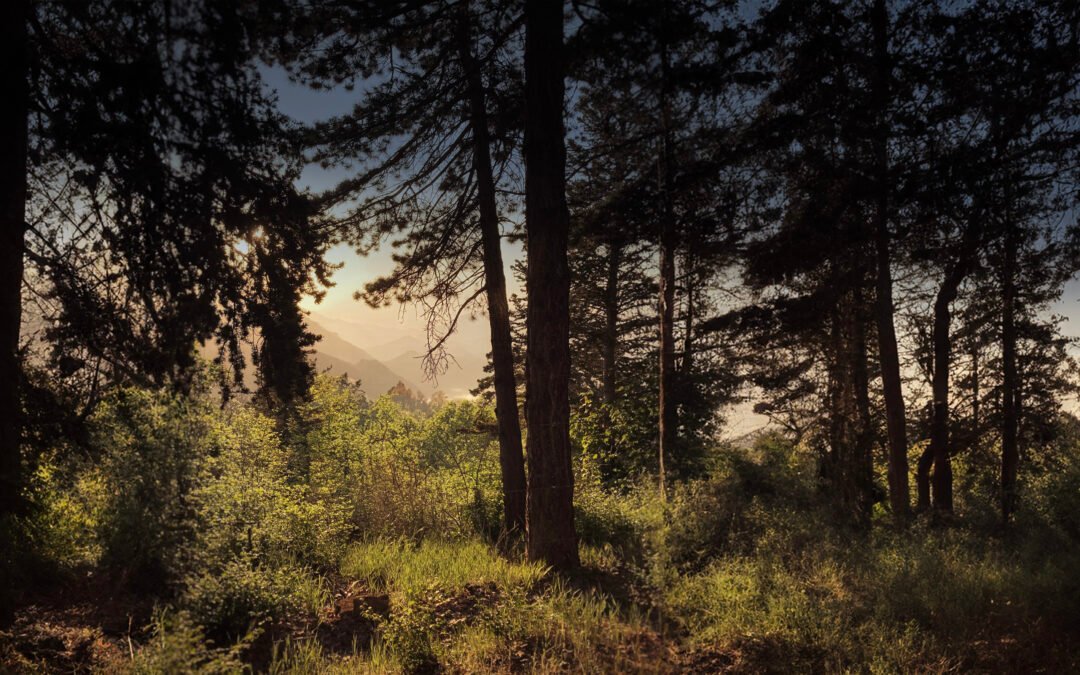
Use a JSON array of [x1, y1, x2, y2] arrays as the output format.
[[4, 0, 1080, 573], [2, 0, 331, 519], [333, 0, 1080, 555], [725, 0, 1080, 527]]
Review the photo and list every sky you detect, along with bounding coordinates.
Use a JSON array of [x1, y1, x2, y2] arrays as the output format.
[[263, 65, 505, 355], [262, 56, 1080, 433]]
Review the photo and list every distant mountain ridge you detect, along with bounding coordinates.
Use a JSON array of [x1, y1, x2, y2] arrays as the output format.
[[308, 311, 485, 399], [307, 318, 426, 397], [195, 313, 482, 400]]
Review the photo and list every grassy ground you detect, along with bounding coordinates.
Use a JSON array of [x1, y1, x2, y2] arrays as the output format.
[[6, 525, 1077, 674]]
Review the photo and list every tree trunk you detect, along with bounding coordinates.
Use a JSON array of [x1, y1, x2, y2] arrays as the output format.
[[658, 228, 676, 500], [870, 0, 910, 521], [824, 303, 845, 489], [916, 445, 934, 511], [0, 0, 30, 518], [1001, 225, 1019, 523], [457, 4, 527, 537], [683, 253, 695, 373], [523, 0, 578, 570], [656, 24, 676, 501], [824, 287, 874, 523], [602, 236, 621, 459], [971, 342, 980, 436], [851, 286, 876, 526], [929, 269, 963, 513]]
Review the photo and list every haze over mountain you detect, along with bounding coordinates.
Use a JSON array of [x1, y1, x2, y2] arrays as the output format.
[[308, 311, 486, 399]]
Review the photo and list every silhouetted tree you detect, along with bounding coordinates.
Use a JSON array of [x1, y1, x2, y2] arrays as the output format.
[[523, 0, 578, 569], [274, 0, 529, 535], [0, 0, 31, 518]]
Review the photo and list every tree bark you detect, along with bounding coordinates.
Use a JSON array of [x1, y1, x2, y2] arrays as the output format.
[[851, 286, 876, 526], [971, 342, 980, 436], [0, 0, 30, 518], [657, 21, 676, 501], [523, 0, 578, 570], [457, 4, 527, 537], [915, 445, 934, 511], [824, 286, 874, 523], [1001, 224, 1019, 523], [602, 236, 621, 459], [682, 253, 695, 374], [658, 228, 676, 500], [870, 0, 910, 521], [928, 267, 964, 513]]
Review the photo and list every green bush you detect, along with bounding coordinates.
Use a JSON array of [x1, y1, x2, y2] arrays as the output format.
[[662, 433, 819, 573], [5, 450, 105, 575], [183, 556, 328, 639], [195, 404, 335, 569], [574, 477, 660, 565], [120, 608, 252, 674], [297, 374, 369, 552], [345, 394, 503, 541], [91, 387, 213, 587]]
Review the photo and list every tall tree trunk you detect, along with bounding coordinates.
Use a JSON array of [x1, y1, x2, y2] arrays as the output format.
[[523, 0, 578, 570], [851, 285, 876, 526], [916, 445, 934, 511], [656, 23, 676, 501], [824, 302, 846, 489], [682, 253, 695, 374], [0, 0, 30, 518], [929, 269, 964, 513], [658, 228, 676, 500], [602, 236, 621, 460], [971, 341, 980, 436], [870, 0, 910, 521], [1001, 224, 1019, 523], [824, 286, 874, 523], [457, 4, 527, 537]]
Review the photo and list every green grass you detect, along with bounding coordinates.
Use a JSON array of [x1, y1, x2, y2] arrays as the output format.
[[275, 504, 1080, 673], [10, 391, 1080, 674], [666, 526, 1080, 673], [325, 539, 665, 673], [339, 538, 547, 597]]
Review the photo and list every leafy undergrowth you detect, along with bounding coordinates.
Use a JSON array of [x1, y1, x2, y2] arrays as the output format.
[[4, 387, 1079, 673], [4, 530, 1080, 673]]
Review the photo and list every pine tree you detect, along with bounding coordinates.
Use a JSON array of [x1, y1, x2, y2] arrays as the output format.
[[523, 0, 578, 569], [275, 0, 529, 535], [570, 0, 745, 495]]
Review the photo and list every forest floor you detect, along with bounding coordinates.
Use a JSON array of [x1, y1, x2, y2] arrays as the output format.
[[1, 557, 728, 674], [1, 568, 150, 672], [4, 531, 1078, 674]]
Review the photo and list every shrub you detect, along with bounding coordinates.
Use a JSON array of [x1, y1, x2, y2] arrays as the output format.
[[91, 388, 213, 587], [195, 405, 332, 569], [345, 395, 503, 541], [573, 477, 660, 565], [182, 556, 328, 639], [662, 433, 819, 573], [298, 374, 368, 553], [119, 608, 252, 674]]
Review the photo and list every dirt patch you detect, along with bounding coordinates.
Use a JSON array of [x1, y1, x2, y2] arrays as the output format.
[[0, 569, 155, 673]]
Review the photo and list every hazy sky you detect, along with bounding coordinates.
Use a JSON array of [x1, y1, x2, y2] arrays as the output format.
[[263, 56, 1080, 431], [263, 65, 504, 352], [263, 60, 1080, 332]]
